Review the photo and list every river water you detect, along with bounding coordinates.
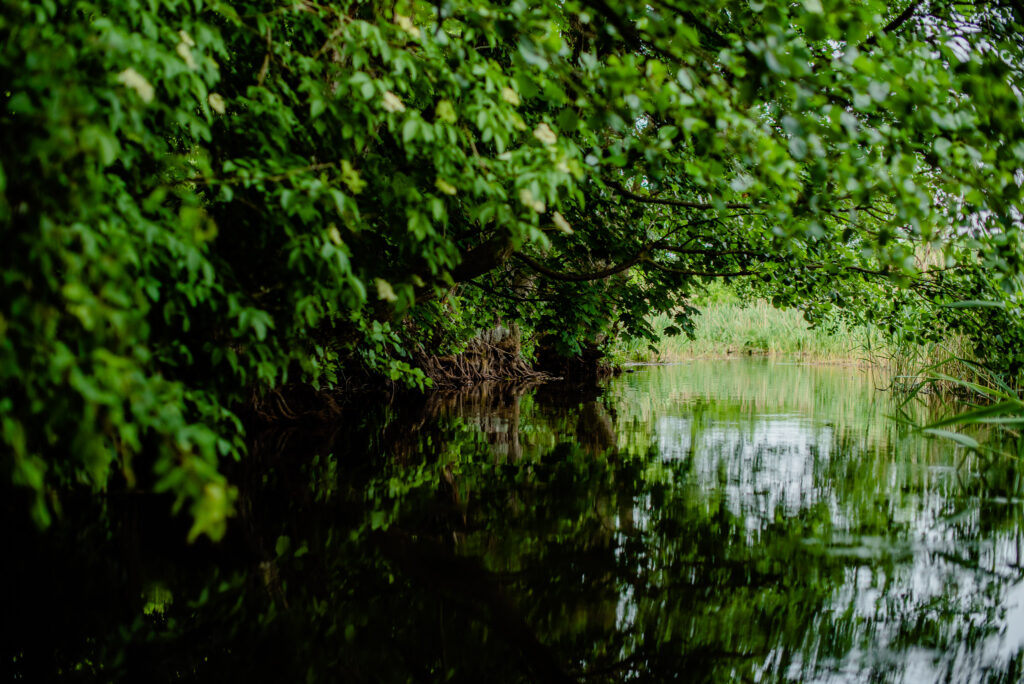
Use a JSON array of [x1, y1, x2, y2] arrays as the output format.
[[5, 360, 1023, 682]]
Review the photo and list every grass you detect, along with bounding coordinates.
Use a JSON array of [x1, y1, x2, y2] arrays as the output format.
[[875, 334, 981, 393], [615, 300, 886, 364]]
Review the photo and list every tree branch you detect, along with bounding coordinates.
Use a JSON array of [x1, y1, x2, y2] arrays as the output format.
[[806, 262, 892, 276], [655, 246, 768, 257], [577, 0, 679, 62], [647, 261, 757, 277], [406, 232, 515, 310], [513, 250, 647, 282], [862, 0, 925, 47], [466, 279, 554, 303], [649, 0, 729, 49], [607, 180, 752, 210], [450, 233, 516, 283]]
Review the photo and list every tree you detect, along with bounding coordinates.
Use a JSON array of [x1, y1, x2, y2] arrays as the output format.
[[2, 0, 1022, 533]]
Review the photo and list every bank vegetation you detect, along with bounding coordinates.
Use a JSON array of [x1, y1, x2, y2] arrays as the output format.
[[2, 0, 1023, 536]]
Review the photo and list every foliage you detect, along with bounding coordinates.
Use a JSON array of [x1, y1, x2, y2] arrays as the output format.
[[898, 354, 1024, 465], [2, 0, 1024, 530]]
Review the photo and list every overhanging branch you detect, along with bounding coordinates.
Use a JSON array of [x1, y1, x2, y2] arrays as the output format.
[[655, 246, 768, 258], [862, 0, 924, 46], [648, 261, 757, 277], [466, 279, 555, 303], [514, 250, 647, 282], [607, 180, 752, 210], [450, 233, 516, 283]]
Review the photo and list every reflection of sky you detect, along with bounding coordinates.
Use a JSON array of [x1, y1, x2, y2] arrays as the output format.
[[641, 397, 1024, 682], [656, 414, 832, 526]]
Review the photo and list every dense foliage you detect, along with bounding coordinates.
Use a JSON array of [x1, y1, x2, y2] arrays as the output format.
[[2, 0, 1023, 533]]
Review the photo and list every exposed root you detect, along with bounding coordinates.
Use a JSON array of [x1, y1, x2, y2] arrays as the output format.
[[414, 326, 554, 388], [246, 326, 555, 425]]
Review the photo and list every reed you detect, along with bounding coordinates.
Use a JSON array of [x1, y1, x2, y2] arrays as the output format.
[[615, 300, 885, 363], [868, 334, 986, 394]]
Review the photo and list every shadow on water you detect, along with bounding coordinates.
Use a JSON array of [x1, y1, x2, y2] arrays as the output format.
[[4, 360, 1024, 682]]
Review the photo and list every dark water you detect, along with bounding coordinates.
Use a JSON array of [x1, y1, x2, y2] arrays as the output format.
[[5, 360, 1024, 682]]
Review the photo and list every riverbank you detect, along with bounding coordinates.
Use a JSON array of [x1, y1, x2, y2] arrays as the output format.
[[613, 301, 886, 364]]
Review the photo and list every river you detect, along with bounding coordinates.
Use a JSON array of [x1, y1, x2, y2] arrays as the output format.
[[5, 359, 1023, 682]]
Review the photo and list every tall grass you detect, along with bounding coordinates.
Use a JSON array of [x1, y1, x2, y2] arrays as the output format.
[[616, 300, 885, 363], [895, 357, 1024, 475], [869, 334, 986, 394]]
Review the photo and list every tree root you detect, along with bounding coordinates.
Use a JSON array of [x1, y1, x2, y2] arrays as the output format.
[[414, 337, 553, 389]]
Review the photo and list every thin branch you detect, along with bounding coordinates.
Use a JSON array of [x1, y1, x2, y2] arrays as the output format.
[[465, 279, 554, 303], [652, 212, 762, 245], [314, 16, 355, 60], [655, 246, 768, 257], [577, 0, 680, 62], [805, 262, 892, 276], [185, 162, 337, 187], [882, 0, 926, 33], [647, 261, 756, 277], [862, 0, 925, 46], [513, 250, 646, 282], [607, 180, 752, 210], [647, 0, 730, 53], [257, 26, 272, 87]]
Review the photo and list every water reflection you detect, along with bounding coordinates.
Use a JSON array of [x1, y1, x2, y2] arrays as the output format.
[[4, 360, 1023, 682], [612, 362, 1024, 681]]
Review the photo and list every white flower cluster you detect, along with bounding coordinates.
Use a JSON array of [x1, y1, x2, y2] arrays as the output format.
[[117, 68, 154, 103], [177, 29, 197, 70], [519, 188, 546, 213], [395, 15, 421, 39], [382, 91, 406, 113], [533, 122, 557, 146]]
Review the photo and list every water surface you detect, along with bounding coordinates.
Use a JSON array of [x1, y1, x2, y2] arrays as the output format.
[[5, 359, 1023, 682]]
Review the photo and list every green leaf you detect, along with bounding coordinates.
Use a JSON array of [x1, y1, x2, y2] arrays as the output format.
[[275, 535, 291, 557], [921, 428, 980, 449], [402, 118, 418, 144], [310, 98, 326, 119], [924, 400, 1024, 430]]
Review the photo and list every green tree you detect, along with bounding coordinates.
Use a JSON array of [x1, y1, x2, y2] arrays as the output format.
[[2, 0, 1022, 532]]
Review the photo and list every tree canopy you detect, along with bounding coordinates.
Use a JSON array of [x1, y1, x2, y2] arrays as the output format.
[[2, 0, 1023, 536]]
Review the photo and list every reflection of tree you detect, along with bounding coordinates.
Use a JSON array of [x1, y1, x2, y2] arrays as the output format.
[[423, 382, 540, 464], [576, 401, 617, 457], [4, 374, 1024, 682]]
